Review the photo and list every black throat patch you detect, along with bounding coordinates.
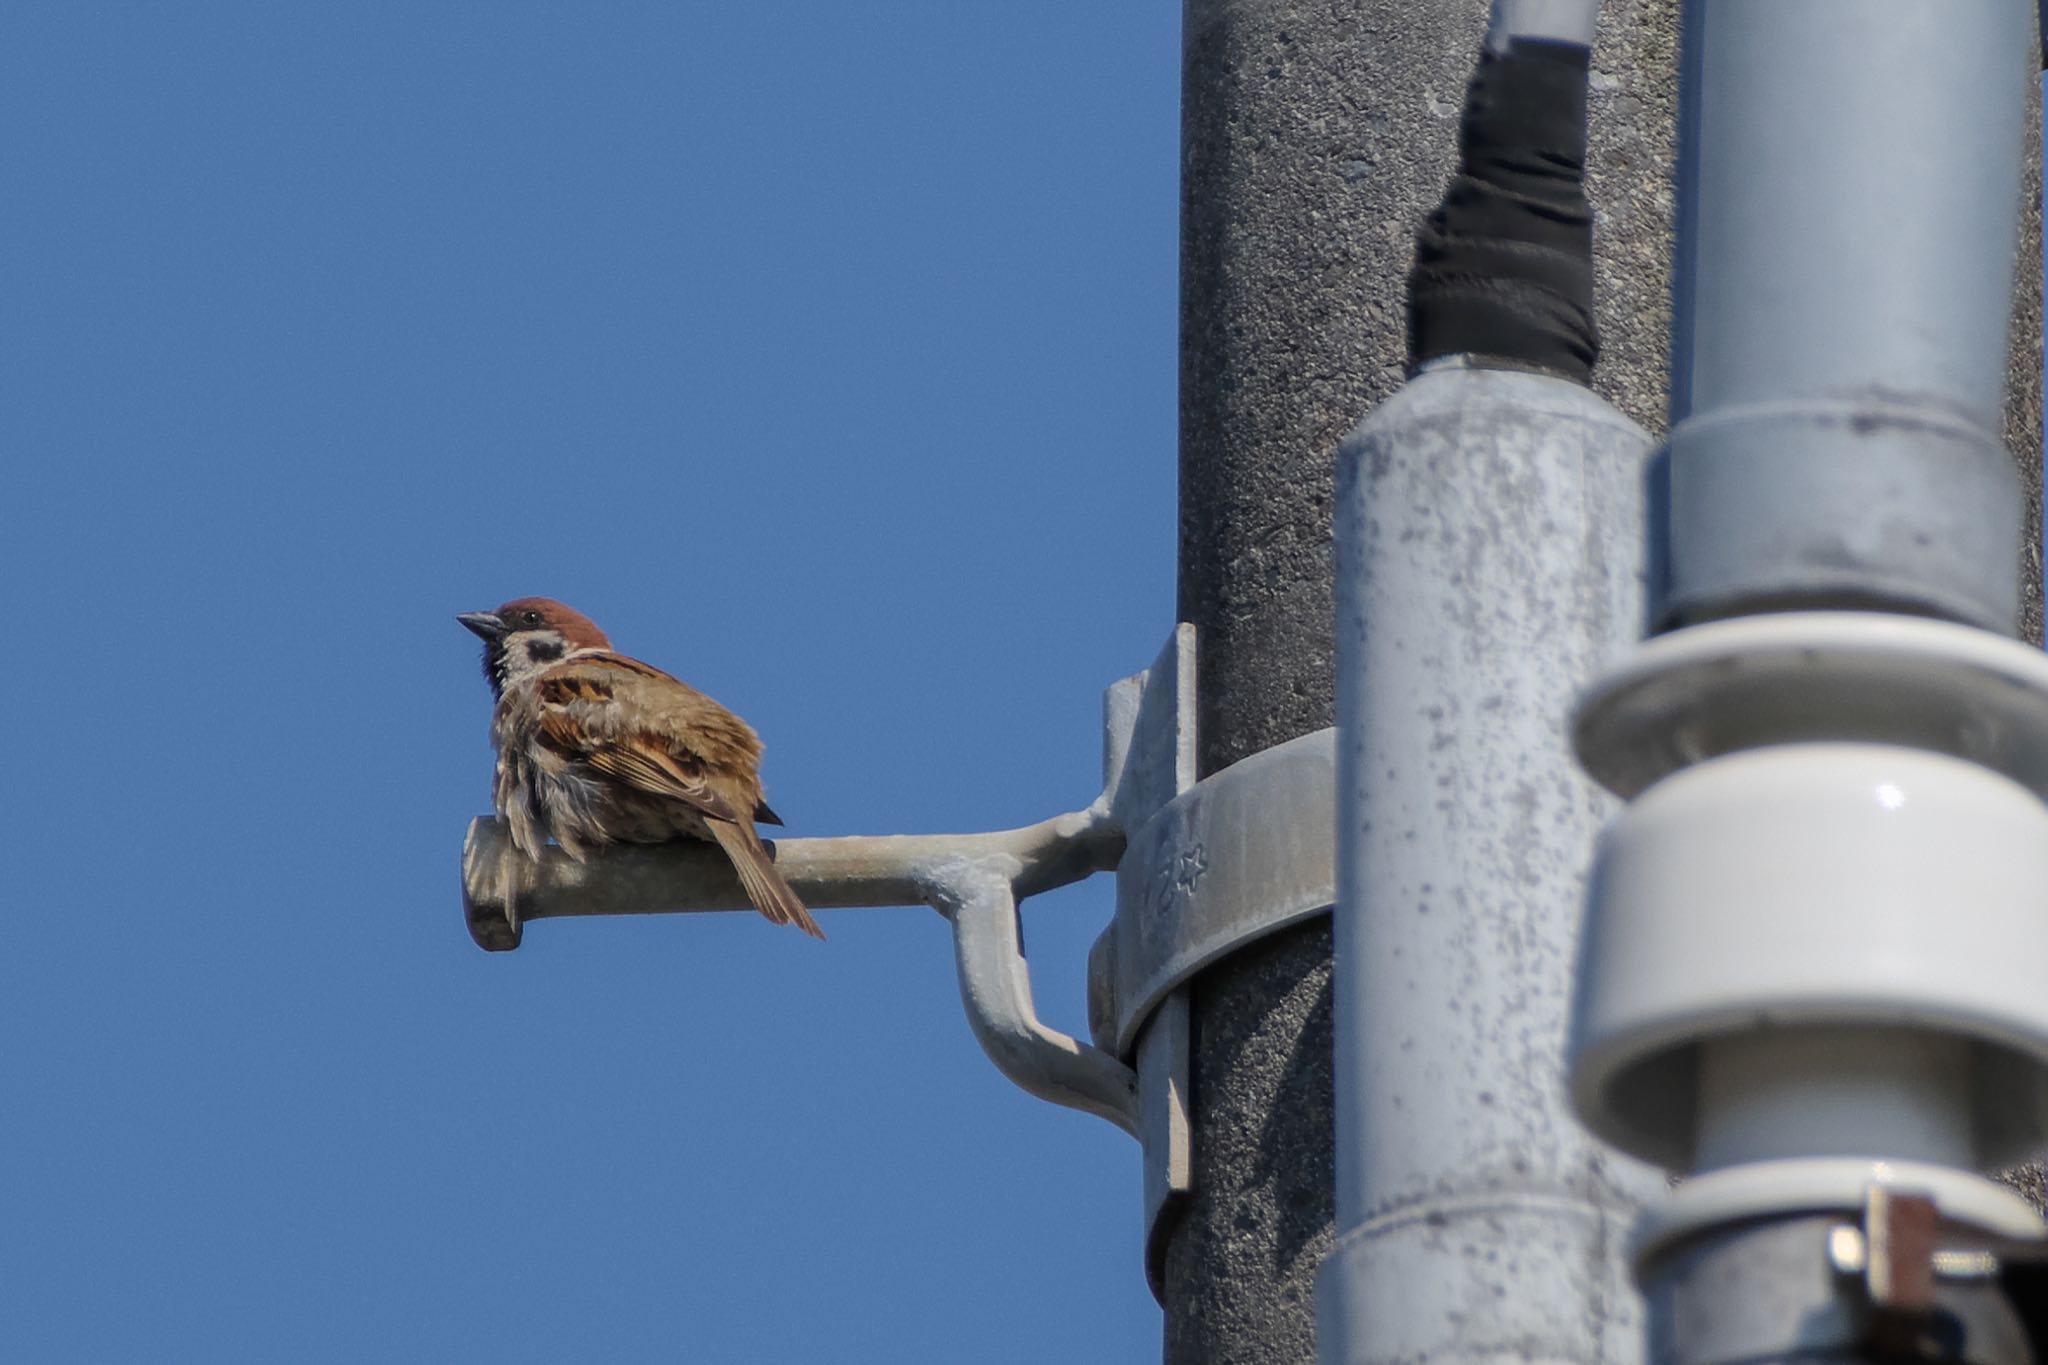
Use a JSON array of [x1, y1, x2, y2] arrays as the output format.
[[481, 640, 510, 696]]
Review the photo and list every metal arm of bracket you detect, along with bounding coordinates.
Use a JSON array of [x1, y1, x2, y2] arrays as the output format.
[[462, 803, 1138, 1133], [461, 806, 1121, 944], [934, 858, 1138, 1135]]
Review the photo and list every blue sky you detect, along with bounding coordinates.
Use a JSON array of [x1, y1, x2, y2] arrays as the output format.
[[3, 5, 1178, 1360]]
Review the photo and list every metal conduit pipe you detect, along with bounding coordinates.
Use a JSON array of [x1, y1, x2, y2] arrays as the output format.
[[1658, 2, 2030, 632], [1567, 3, 2048, 1358], [1319, 2, 1666, 1361]]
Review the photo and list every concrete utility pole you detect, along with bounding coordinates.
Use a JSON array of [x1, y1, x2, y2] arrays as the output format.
[[1171, 0, 2039, 1360], [1170, 3, 1678, 1358]]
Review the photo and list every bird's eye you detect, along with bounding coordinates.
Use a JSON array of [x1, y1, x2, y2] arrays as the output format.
[[522, 610, 543, 627]]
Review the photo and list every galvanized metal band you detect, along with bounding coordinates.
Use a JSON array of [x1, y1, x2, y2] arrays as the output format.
[[1090, 727, 1336, 1058], [1660, 404, 2020, 632]]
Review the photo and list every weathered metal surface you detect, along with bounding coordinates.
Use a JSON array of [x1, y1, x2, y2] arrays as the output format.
[[1097, 627, 1204, 1299], [460, 809, 1119, 947], [1661, 1, 2033, 633], [1138, 989, 1193, 1297], [936, 866, 1139, 1135], [1643, 1211, 2030, 1365], [461, 808, 1136, 1130], [1326, 366, 1664, 1365], [1092, 728, 1337, 1060]]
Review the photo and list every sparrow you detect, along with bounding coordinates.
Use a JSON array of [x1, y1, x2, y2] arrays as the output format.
[[458, 597, 823, 939]]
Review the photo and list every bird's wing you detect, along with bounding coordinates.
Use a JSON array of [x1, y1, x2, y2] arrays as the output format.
[[532, 654, 760, 826], [579, 732, 752, 825], [529, 653, 821, 939]]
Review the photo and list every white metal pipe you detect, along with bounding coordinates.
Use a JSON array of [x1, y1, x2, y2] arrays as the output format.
[[1321, 366, 1664, 1365], [1661, 0, 2033, 631], [1673, 2, 2027, 433], [1556, 4, 2046, 1350]]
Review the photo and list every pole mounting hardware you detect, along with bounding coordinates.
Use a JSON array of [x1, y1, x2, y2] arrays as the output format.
[[1824, 1183, 2048, 1359], [459, 625, 1335, 1291], [1088, 724, 1336, 1061], [1087, 627, 1337, 1292]]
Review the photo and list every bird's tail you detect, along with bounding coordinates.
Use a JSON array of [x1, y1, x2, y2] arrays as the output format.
[[708, 820, 825, 940]]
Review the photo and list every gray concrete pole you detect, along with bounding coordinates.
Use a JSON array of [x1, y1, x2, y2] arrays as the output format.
[[1979, 18, 2045, 1219], [1170, 1, 2040, 1359], [2016, 75, 2045, 650], [1169, 4, 1678, 1359]]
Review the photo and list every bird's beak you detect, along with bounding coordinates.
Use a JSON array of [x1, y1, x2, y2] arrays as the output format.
[[457, 611, 507, 642]]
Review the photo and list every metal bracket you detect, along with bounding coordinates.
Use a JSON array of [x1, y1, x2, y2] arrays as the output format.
[[932, 862, 1138, 1135], [1085, 626, 1338, 1294], [458, 629, 1203, 1140], [457, 622, 1334, 1295], [1088, 726, 1337, 1059], [461, 803, 1137, 1131], [1822, 1184, 2048, 1359], [1096, 625, 1200, 1295]]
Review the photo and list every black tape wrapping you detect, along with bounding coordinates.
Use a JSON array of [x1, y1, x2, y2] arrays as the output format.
[[1407, 38, 1597, 381]]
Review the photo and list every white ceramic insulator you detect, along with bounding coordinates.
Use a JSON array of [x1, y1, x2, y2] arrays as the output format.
[[1693, 1028, 1975, 1172], [1571, 740, 2048, 1173]]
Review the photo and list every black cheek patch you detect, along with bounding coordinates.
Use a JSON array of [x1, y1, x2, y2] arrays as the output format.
[[526, 638, 565, 664]]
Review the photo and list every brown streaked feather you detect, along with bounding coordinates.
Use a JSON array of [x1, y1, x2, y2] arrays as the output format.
[[517, 651, 813, 935], [535, 672, 614, 706], [570, 651, 684, 686], [550, 656, 765, 760], [706, 820, 824, 939], [580, 736, 750, 825]]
